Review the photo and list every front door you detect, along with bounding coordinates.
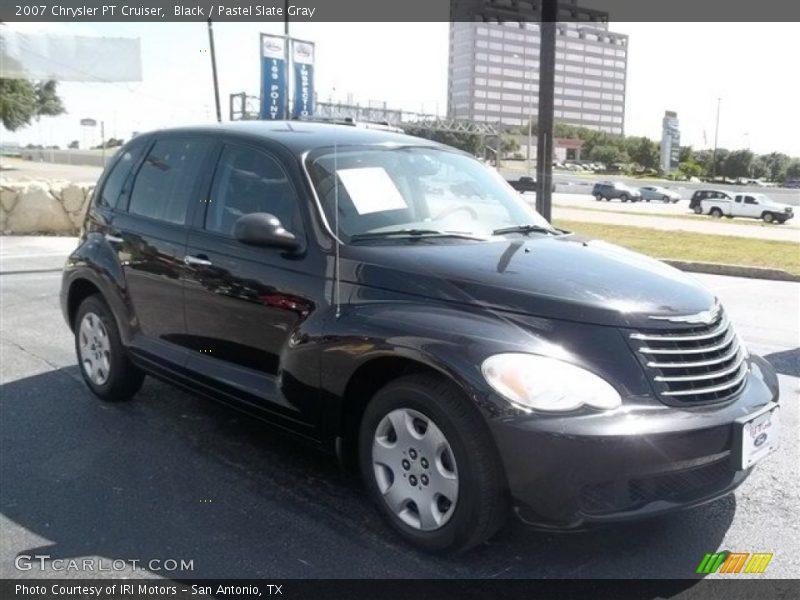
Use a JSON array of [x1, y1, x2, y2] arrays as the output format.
[[182, 142, 319, 428]]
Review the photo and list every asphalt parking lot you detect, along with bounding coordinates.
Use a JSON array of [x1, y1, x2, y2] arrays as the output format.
[[1, 238, 798, 580]]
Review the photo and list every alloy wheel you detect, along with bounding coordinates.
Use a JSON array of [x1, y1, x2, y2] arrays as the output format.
[[78, 312, 111, 385], [372, 408, 459, 531]]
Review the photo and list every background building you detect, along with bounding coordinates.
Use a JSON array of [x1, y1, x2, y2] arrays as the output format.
[[660, 110, 680, 173], [447, 19, 628, 135]]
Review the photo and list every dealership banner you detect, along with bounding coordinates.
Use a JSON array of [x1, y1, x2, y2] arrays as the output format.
[[291, 40, 316, 119], [259, 34, 287, 120]]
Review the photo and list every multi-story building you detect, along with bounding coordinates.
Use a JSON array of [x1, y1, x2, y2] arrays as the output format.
[[448, 19, 628, 135]]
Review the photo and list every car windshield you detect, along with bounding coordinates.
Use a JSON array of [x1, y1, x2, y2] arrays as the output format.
[[306, 145, 556, 242]]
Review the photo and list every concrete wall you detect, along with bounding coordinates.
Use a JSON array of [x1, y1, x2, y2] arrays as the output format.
[[19, 148, 117, 168], [0, 180, 94, 235]]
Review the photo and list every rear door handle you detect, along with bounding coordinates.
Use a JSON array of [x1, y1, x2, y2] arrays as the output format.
[[184, 255, 213, 267], [105, 233, 124, 244]]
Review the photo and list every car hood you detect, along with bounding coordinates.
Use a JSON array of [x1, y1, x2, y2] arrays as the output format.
[[342, 234, 716, 328], [763, 201, 792, 211]]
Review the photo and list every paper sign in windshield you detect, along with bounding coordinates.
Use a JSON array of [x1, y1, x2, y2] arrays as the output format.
[[337, 167, 408, 215]]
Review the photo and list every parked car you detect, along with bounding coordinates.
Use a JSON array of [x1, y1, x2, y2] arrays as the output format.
[[689, 189, 733, 213], [639, 185, 681, 203], [592, 181, 643, 202], [700, 193, 794, 224], [61, 122, 780, 552], [506, 175, 556, 193]]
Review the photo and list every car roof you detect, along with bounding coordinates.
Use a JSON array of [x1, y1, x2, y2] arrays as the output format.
[[141, 121, 444, 155]]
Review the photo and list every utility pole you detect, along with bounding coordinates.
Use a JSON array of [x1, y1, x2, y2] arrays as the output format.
[[207, 19, 222, 122], [535, 1, 557, 222], [711, 97, 721, 179]]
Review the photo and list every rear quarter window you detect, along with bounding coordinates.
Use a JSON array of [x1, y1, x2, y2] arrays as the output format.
[[96, 139, 147, 208]]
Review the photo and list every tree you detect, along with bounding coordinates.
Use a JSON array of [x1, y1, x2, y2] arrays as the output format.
[[678, 161, 704, 178], [722, 149, 754, 179], [679, 146, 694, 164], [0, 79, 66, 131], [761, 152, 791, 182], [589, 144, 628, 165], [786, 159, 800, 180], [626, 136, 659, 170], [68, 140, 79, 149]]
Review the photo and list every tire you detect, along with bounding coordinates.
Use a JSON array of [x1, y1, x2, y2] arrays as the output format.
[[359, 374, 508, 553], [594, 194, 602, 202], [710, 208, 723, 218], [693, 206, 703, 214], [74, 294, 145, 402], [762, 212, 774, 224], [662, 196, 670, 203], [620, 194, 629, 203]]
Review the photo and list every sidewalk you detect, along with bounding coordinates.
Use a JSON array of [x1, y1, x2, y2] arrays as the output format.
[[0, 236, 78, 273]]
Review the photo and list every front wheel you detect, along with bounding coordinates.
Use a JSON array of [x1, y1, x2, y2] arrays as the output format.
[[662, 196, 671, 203], [620, 194, 629, 203], [359, 374, 507, 552], [594, 194, 602, 202], [74, 295, 145, 401], [762, 212, 775, 223]]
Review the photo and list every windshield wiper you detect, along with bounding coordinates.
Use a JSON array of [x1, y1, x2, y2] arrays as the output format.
[[492, 224, 561, 236], [350, 229, 483, 242]]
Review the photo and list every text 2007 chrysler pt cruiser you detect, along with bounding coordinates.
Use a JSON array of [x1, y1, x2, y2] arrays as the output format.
[[61, 122, 780, 552]]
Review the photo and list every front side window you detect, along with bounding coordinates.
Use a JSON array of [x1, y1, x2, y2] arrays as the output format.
[[205, 145, 300, 236], [128, 138, 213, 225], [306, 146, 553, 242]]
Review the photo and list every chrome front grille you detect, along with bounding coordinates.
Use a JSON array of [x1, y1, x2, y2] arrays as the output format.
[[629, 307, 748, 404]]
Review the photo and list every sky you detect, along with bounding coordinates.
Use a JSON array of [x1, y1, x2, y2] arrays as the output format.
[[3, 21, 799, 156]]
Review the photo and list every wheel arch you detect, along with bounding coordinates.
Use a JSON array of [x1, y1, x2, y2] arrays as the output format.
[[66, 277, 103, 330]]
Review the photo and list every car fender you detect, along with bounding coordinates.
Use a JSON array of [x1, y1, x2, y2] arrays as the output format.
[[62, 231, 134, 343]]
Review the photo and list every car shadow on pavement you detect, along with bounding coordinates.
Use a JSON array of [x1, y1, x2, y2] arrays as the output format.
[[1, 367, 733, 581], [763, 348, 800, 378]]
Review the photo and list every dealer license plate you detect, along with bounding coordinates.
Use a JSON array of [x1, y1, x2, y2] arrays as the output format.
[[736, 406, 779, 470]]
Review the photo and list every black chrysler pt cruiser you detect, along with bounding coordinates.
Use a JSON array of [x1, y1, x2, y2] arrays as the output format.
[[61, 122, 780, 552]]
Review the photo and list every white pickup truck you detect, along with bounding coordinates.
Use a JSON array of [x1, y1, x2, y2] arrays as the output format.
[[700, 193, 795, 224]]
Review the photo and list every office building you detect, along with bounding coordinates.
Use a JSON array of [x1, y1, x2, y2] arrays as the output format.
[[447, 19, 628, 134]]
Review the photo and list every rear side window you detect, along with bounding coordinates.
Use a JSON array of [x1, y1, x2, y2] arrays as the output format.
[[205, 145, 300, 236], [97, 140, 147, 208], [128, 138, 213, 225]]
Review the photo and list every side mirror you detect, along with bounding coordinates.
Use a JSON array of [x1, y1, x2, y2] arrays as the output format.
[[233, 213, 300, 251]]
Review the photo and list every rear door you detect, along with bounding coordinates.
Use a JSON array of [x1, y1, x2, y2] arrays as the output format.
[[113, 135, 217, 364]]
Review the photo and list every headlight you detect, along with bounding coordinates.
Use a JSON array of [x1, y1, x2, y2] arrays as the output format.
[[481, 353, 621, 412]]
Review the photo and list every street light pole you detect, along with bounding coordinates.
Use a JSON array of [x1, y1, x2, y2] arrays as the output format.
[[535, 1, 557, 222], [207, 19, 222, 122], [711, 97, 721, 179]]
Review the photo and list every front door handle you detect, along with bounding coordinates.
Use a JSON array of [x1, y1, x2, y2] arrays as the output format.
[[184, 255, 213, 267], [105, 233, 124, 244]]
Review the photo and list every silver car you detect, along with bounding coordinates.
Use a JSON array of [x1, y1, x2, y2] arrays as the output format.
[[639, 185, 681, 203]]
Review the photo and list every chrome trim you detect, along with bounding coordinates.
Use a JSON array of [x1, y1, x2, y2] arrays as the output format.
[[638, 329, 736, 355], [646, 345, 740, 368], [631, 315, 729, 342], [299, 149, 342, 245], [648, 302, 721, 325], [654, 353, 745, 382], [661, 366, 748, 397]]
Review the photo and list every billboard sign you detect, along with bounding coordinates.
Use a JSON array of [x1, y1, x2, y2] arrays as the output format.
[[291, 40, 315, 119], [259, 34, 287, 120]]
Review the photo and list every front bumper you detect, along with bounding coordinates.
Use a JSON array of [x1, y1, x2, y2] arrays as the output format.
[[488, 355, 779, 529]]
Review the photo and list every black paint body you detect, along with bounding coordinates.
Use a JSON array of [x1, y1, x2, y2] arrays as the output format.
[[61, 123, 780, 528]]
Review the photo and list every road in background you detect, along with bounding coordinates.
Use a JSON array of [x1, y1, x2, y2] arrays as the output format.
[[0, 237, 797, 579]]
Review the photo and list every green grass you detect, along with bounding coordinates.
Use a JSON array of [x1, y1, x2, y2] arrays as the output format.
[[554, 219, 800, 276]]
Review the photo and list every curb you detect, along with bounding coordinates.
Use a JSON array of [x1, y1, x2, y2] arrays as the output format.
[[664, 259, 800, 282]]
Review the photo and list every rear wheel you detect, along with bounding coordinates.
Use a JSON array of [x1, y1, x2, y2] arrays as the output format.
[[762, 212, 775, 223], [359, 374, 507, 552], [74, 295, 144, 401], [710, 208, 723, 218], [693, 206, 703, 214]]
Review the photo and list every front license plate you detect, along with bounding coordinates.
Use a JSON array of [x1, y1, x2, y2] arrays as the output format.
[[736, 406, 780, 470]]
